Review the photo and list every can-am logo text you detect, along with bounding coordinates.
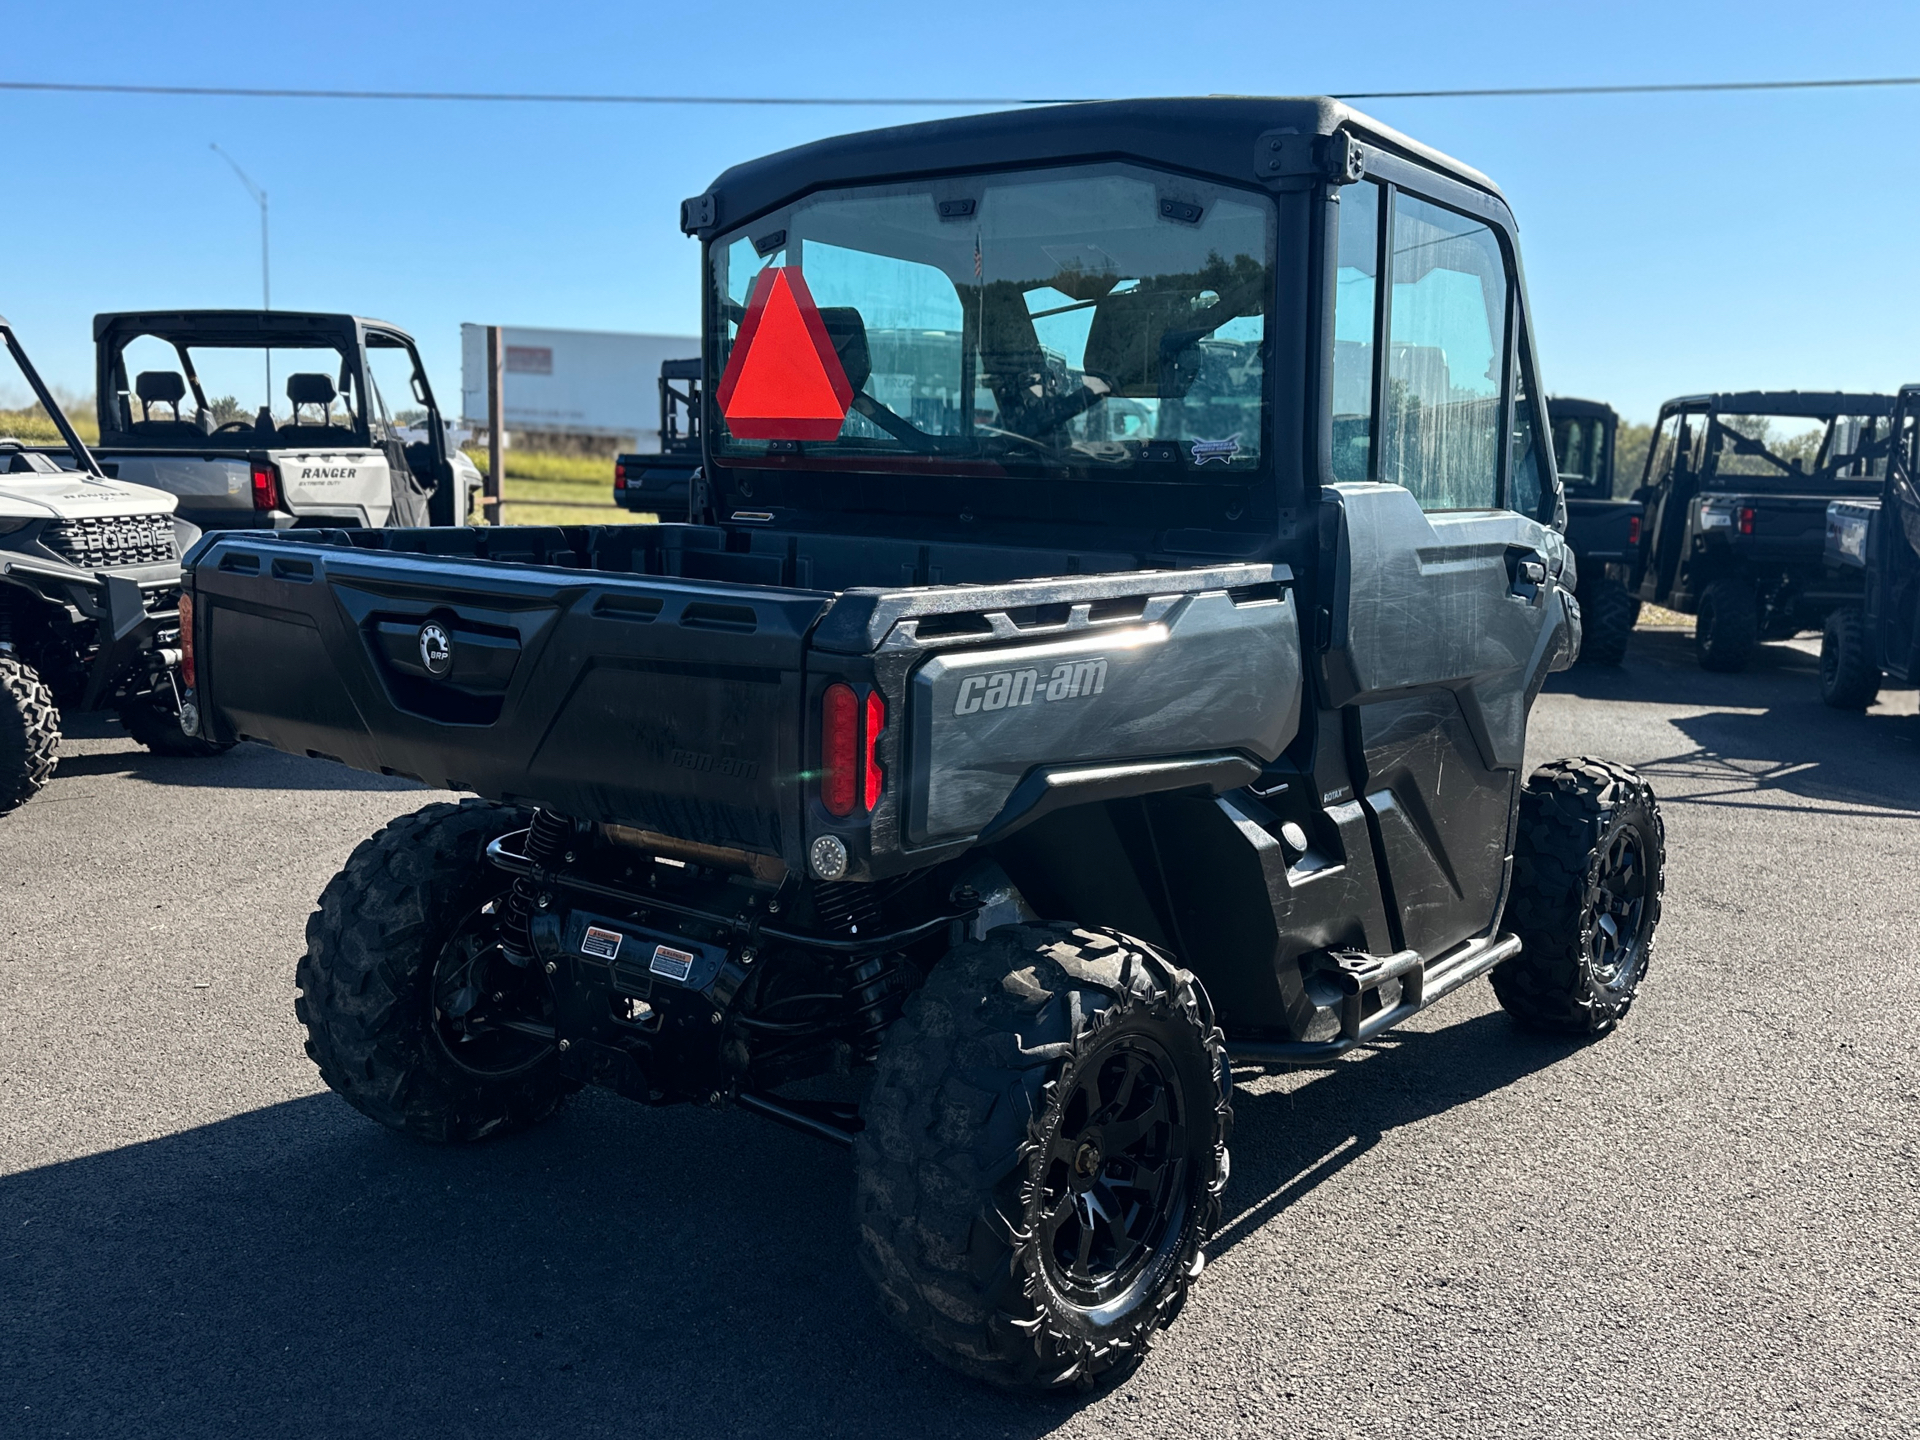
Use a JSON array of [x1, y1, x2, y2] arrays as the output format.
[[953, 658, 1108, 716]]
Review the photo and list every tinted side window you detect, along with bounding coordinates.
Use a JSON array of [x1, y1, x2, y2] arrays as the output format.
[[1508, 336, 1545, 519], [1330, 182, 1381, 482], [1646, 412, 1681, 487], [1381, 195, 1508, 510], [1553, 416, 1610, 499]]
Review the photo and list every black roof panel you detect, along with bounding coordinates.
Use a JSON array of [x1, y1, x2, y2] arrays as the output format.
[[1663, 391, 1896, 418], [93, 310, 410, 346], [1547, 396, 1617, 420], [695, 97, 1504, 236]]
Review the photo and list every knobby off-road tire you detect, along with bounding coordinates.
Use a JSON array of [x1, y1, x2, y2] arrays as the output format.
[[297, 799, 577, 1142], [116, 693, 236, 758], [1694, 577, 1758, 672], [1820, 605, 1881, 711], [0, 656, 59, 816], [1576, 579, 1637, 666], [855, 924, 1233, 1391], [1493, 757, 1665, 1037]]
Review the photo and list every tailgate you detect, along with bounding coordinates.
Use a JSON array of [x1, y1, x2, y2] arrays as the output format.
[[100, 452, 255, 513], [189, 533, 830, 859], [1563, 498, 1642, 561], [1826, 498, 1880, 570], [1720, 493, 1843, 560]]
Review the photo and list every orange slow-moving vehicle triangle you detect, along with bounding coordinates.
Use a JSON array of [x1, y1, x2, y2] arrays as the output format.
[[717, 267, 854, 441]]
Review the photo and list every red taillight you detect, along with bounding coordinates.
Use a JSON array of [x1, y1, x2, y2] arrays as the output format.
[[822, 683, 859, 817], [1628, 514, 1642, 546], [862, 690, 885, 811], [614, 462, 627, 490], [250, 461, 280, 511], [179, 590, 196, 688], [1738, 506, 1756, 536]]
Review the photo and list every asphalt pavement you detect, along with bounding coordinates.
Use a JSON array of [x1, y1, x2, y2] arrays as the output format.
[[3, 626, 1917, 1439]]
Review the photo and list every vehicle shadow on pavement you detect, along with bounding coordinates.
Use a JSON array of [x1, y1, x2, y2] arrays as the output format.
[[1211, 1011, 1575, 1261], [1545, 624, 1822, 706], [1544, 628, 1920, 815], [48, 713, 429, 795], [0, 1092, 1058, 1440], [0, 1015, 1582, 1439]]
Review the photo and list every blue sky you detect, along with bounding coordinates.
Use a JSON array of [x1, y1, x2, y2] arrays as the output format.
[[3, 0, 1918, 425]]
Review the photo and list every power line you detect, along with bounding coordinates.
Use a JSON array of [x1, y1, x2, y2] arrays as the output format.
[[1337, 75, 1920, 99], [2, 75, 1920, 107], [0, 80, 1075, 106]]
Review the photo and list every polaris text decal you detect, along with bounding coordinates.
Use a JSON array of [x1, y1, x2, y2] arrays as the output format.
[[953, 658, 1108, 716]]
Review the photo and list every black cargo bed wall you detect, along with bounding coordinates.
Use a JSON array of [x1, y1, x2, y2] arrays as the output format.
[[277, 523, 1224, 594]]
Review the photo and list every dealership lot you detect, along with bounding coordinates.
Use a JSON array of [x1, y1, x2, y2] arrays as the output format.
[[2, 628, 1916, 1440]]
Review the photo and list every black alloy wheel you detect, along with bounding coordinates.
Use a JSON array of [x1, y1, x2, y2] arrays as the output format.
[[856, 924, 1231, 1391], [1037, 1038, 1190, 1317], [1586, 827, 1650, 992], [1492, 756, 1666, 1036]]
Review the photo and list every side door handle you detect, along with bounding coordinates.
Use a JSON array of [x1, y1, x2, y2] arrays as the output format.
[[1506, 548, 1548, 605]]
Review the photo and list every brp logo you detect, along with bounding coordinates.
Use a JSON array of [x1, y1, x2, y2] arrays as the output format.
[[417, 622, 453, 676]]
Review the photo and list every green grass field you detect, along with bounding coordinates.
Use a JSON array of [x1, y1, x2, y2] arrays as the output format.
[[0, 404, 98, 445], [460, 447, 651, 526]]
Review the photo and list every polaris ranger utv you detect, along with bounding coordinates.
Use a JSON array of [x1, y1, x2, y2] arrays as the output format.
[[1818, 383, 1920, 709], [180, 99, 1665, 1390], [612, 357, 702, 522], [1548, 397, 1643, 664], [1, 316, 227, 814], [87, 310, 475, 532], [1632, 392, 1890, 671]]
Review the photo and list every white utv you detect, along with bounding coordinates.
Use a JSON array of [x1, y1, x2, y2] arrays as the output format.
[[0, 314, 227, 815], [88, 310, 477, 532]]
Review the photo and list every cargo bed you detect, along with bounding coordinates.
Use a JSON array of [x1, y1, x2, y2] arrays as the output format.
[[185, 524, 1299, 878]]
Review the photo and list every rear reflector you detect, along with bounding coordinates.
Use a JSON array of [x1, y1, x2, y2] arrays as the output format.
[[250, 461, 280, 512], [179, 590, 196, 688], [822, 683, 858, 817], [862, 690, 885, 811]]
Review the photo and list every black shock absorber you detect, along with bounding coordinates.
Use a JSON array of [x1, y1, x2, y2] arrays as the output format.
[[499, 807, 573, 967], [839, 952, 906, 1064]]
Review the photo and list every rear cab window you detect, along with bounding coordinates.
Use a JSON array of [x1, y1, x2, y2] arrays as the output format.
[[708, 163, 1276, 483]]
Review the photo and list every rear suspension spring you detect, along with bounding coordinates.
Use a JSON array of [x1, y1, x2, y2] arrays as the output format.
[[839, 952, 908, 1064], [499, 807, 573, 966]]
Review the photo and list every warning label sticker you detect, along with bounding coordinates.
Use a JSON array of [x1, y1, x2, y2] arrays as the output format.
[[648, 944, 697, 983], [580, 925, 624, 962]]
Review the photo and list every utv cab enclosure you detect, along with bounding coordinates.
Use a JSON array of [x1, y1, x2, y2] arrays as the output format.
[[1632, 390, 1891, 671], [91, 310, 472, 533], [1549, 397, 1643, 663], [1818, 383, 1920, 709], [182, 99, 1663, 1390]]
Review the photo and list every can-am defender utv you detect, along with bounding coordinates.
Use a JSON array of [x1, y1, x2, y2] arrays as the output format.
[[1, 315, 227, 815], [1548, 397, 1643, 664], [183, 99, 1666, 1390], [1818, 382, 1920, 709]]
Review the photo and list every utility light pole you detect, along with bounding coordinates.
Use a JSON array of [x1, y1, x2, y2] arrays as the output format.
[[210, 142, 271, 405]]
